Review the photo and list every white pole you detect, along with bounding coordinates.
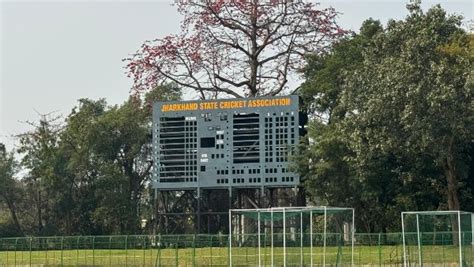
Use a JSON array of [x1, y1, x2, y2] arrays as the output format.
[[258, 211, 261, 267], [323, 206, 327, 267], [310, 210, 313, 267], [300, 211, 303, 266], [458, 211, 462, 267], [416, 214, 422, 267], [283, 208, 286, 267], [351, 208, 355, 267], [472, 213, 474, 246], [271, 209, 274, 267], [229, 210, 232, 267], [402, 213, 407, 267]]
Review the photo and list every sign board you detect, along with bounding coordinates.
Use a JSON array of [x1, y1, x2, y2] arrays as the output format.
[[152, 95, 302, 190]]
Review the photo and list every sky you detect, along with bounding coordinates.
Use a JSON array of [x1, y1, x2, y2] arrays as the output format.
[[1, 0, 472, 150]]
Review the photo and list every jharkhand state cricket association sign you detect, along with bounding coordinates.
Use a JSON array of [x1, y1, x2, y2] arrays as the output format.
[[160, 97, 292, 112], [152, 95, 301, 190]]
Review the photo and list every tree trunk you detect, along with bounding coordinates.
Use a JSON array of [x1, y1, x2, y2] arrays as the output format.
[[442, 151, 460, 246], [3, 197, 23, 236], [37, 187, 43, 234]]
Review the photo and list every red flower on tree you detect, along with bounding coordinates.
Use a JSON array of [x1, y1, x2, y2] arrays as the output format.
[[125, 0, 346, 99]]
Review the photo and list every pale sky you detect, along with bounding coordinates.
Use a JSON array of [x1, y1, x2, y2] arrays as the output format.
[[1, 0, 472, 150]]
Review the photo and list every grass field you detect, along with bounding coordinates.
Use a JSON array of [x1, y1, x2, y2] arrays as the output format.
[[0, 245, 470, 266]]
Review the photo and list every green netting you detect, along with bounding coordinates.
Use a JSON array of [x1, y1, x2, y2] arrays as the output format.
[[402, 210, 474, 267], [229, 206, 355, 267]]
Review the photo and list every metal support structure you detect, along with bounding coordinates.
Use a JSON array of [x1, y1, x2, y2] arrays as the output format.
[[258, 211, 261, 267], [323, 206, 327, 267], [283, 208, 287, 267], [402, 213, 407, 267], [457, 211, 462, 267], [416, 214, 422, 267], [228, 206, 354, 267], [228, 210, 232, 267], [300, 211, 303, 266], [310, 210, 313, 267], [352, 208, 355, 267], [196, 188, 201, 233], [271, 209, 274, 267], [401, 210, 473, 267]]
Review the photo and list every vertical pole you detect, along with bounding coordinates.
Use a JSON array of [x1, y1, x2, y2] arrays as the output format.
[[14, 238, 18, 266], [310, 210, 313, 267], [210, 235, 213, 267], [352, 209, 355, 267], [471, 213, 474, 246], [300, 211, 303, 266], [283, 208, 286, 267], [258, 211, 261, 267], [416, 214, 422, 267], [271, 209, 274, 267], [109, 236, 112, 267], [157, 235, 161, 267], [61, 236, 64, 267], [323, 206, 327, 267], [192, 235, 196, 267], [92, 236, 96, 267], [458, 211, 462, 267], [124, 235, 128, 267], [29, 237, 32, 267], [76, 236, 80, 267], [378, 233, 382, 266], [175, 243, 178, 267], [197, 189, 201, 234], [402, 213, 407, 267], [143, 236, 146, 267], [229, 209, 232, 267]]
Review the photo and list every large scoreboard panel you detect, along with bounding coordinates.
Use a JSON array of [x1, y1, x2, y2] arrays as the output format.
[[152, 95, 301, 190]]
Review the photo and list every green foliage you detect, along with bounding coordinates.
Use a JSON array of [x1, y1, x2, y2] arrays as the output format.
[[1, 85, 182, 236], [298, 3, 472, 232], [0, 143, 24, 236]]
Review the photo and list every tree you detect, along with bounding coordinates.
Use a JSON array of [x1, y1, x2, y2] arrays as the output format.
[[340, 2, 472, 215], [17, 114, 63, 235], [125, 0, 345, 99], [298, 2, 472, 232], [0, 143, 24, 236], [296, 20, 417, 232], [300, 19, 382, 119]]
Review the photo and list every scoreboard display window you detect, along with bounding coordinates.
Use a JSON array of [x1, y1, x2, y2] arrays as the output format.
[[152, 95, 302, 189]]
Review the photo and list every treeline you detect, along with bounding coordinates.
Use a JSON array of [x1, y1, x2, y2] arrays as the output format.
[[0, 86, 181, 237], [0, 3, 472, 237], [295, 4, 473, 232]]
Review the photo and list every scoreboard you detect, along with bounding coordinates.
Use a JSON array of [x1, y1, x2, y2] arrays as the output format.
[[152, 95, 302, 190]]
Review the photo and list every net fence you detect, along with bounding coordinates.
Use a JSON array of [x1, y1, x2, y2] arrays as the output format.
[[229, 207, 355, 267], [0, 232, 472, 266], [402, 211, 474, 267]]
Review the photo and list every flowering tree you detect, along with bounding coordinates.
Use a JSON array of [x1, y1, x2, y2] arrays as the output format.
[[125, 0, 345, 99]]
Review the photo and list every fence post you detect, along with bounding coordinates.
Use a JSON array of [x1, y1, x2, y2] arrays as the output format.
[[76, 236, 80, 267], [61, 236, 64, 266], [125, 235, 128, 267], [143, 236, 146, 267], [109, 236, 112, 267], [14, 238, 18, 266], [378, 233, 382, 266], [210, 235, 213, 267], [175, 242, 179, 267], [192, 235, 196, 267], [158, 235, 161, 267], [92, 236, 96, 266], [29, 237, 32, 267]]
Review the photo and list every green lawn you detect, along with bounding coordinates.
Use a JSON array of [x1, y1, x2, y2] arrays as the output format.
[[0, 245, 471, 266]]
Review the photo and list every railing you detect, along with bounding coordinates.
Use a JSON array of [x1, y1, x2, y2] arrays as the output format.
[[0, 232, 472, 266]]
